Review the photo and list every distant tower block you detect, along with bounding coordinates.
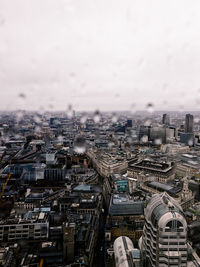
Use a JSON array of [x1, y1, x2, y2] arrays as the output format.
[[185, 114, 194, 133], [162, 113, 170, 125]]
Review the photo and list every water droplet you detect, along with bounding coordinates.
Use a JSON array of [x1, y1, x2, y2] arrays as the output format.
[[179, 104, 184, 112], [188, 139, 193, 146], [108, 142, 114, 148], [80, 113, 87, 124], [48, 104, 54, 110], [130, 103, 136, 114], [115, 93, 120, 99], [33, 115, 41, 124], [111, 113, 118, 123], [146, 103, 154, 113], [58, 135, 64, 142], [66, 104, 73, 119], [18, 93, 26, 99], [141, 135, 148, 143], [35, 126, 41, 133], [144, 119, 151, 126], [93, 110, 101, 123], [194, 118, 200, 123], [16, 110, 24, 122], [138, 58, 144, 67], [73, 135, 86, 154], [127, 137, 132, 144], [155, 138, 162, 145]]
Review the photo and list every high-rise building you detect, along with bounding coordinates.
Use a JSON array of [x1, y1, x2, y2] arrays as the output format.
[[185, 114, 193, 133], [139, 192, 188, 267], [162, 114, 170, 125], [126, 119, 133, 128]]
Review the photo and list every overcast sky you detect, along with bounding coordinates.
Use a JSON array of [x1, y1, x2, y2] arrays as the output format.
[[1, 0, 200, 112]]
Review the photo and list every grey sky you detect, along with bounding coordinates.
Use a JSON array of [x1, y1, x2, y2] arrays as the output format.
[[0, 0, 200, 111]]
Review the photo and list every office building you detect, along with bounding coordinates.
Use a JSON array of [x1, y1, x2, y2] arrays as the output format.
[[162, 114, 170, 125], [139, 192, 188, 267], [185, 114, 193, 133]]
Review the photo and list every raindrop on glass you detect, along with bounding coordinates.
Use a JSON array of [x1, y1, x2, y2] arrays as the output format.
[[141, 135, 148, 143], [66, 104, 73, 119], [80, 114, 87, 124], [146, 103, 154, 113], [93, 110, 101, 123], [188, 139, 193, 146], [18, 93, 26, 99], [73, 135, 86, 154], [155, 138, 162, 145], [111, 113, 118, 123]]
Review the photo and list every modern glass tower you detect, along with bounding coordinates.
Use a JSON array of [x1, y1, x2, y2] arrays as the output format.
[[185, 114, 193, 133]]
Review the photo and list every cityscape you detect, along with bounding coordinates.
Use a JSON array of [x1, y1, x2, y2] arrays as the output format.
[[1, 0, 200, 266], [0, 110, 200, 266]]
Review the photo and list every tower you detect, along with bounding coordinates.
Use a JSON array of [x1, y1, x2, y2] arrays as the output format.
[[162, 114, 170, 125], [139, 192, 188, 267], [185, 114, 193, 133]]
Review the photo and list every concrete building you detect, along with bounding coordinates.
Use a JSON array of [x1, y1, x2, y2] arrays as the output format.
[[139, 192, 188, 267], [0, 211, 49, 242], [114, 236, 141, 267]]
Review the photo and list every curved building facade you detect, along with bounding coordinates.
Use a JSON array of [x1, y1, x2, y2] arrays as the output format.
[[114, 236, 141, 267], [140, 192, 187, 267]]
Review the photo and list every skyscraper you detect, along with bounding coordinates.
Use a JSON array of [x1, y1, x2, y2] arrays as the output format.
[[139, 192, 188, 267], [185, 114, 193, 133], [162, 113, 170, 125]]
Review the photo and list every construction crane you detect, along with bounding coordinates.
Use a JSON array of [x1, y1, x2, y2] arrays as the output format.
[[0, 173, 11, 198]]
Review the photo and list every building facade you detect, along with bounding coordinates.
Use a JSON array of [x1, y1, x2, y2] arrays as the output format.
[[139, 192, 188, 267]]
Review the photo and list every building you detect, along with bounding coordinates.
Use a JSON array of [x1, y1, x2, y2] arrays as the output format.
[[185, 114, 194, 133], [162, 114, 170, 126], [0, 211, 49, 242], [106, 194, 144, 243], [128, 159, 175, 183], [114, 236, 141, 267], [139, 192, 188, 267]]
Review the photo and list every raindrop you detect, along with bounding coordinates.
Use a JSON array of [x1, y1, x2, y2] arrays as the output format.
[[80, 113, 87, 124], [66, 104, 73, 119], [141, 135, 148, 143], [115, 93, 120, 100], [179, 104, 184, 112], [35, 126, 41, 133], [93, 110, 101, 123], [73, 135, 86, 154], [111, 113, 118, 123], [48, 104, 54, 110], [138, 58, 144, 67], [130, 103, 136, 114], [144, 119, 151, 127], [58, 135, 64, 142], [127, 137, 132, 144], [18, 93, 26, 99], [146, 103, 154, 113], [155, 138, 162, 145], [33, 115, 41, 124], [108, 142, 114, 148], [194, 118, 200, 123], [69, 72, 76, 78], [188, 139, 193, 146], [16, 110, 24, 122]]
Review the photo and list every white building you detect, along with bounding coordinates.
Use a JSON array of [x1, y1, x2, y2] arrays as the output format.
[[139, 192, 188, 267]]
